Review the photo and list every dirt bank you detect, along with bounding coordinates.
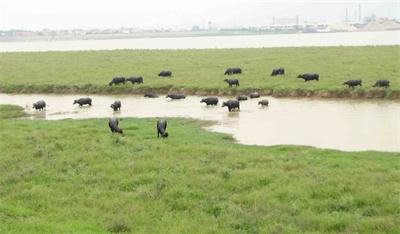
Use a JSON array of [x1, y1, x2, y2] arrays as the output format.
[[0, 84, 399, 100]]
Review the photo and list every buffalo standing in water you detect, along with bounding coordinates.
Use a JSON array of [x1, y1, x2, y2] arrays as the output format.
[[126, 76, 143, 84], [343, 80, 362, 89], [158, 71, 172, 77], [200, 97, 219, 106], [73, 97, 92, 106], [110, 101, 121, 111], [222, 100, 240, 112], [108, 117, 123, 134], [157, 119, 168, 138], [144, 92, 159, 98], [258, 99, 269, 106], [109, 77, 126, 86], [248, 92, 260, 98], [33, 100, 46, 111], [236, 95, 248, 101], [224, 68, 242, 75], [297, 73, 319, 82], [166, 93, 186, 100], [373, 80, 390, 88], [224, 79, 240, 87], [271, 68, 285, 76]]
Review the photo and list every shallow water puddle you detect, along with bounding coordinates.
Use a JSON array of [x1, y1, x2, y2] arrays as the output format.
[[1, 94, 399, 152]]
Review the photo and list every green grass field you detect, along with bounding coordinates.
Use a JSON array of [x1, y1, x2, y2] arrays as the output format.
[[1, 46, 399, 98], [1, 105, 399, 233]]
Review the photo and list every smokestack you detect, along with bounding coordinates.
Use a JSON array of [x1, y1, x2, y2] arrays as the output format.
[[358, 4, 362, 22], [345, 8, 349, 22]]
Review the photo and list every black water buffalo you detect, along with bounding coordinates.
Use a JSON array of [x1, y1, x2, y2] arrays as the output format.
[[110, 101, 121, 111], [144, 92, 159, 98], [158, 71, 172, 77], [109, 77, 126, 86], [166, 93, 186, 99], [258, 99, 269, 106], [248, 92, 260, 98], [108, 117, 123, 134], [157, 119, 168, 138], [224, 79, 240, 87], [73, 97, 92, 106], [224, 68, 242, 75], [126, 76, 143, 84], [297, 73, 319, 82], [222, 100, 240, 112], [271, 68, 285, 76], [200, 97, 219, 106], [33, 100, 46, 111], [236, 95, 248, 101], [373, 80, 390, 88], [343, 80, 362, 88]]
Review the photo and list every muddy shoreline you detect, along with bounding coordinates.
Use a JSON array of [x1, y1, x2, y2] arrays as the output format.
[[1, 84, 399, 100]]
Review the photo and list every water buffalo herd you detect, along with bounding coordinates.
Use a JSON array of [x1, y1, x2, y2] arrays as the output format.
[[107, 117, 168, 137], [107, 69, 390, 90], [109, 76, 144, 86], [30, 67, 391, 137]]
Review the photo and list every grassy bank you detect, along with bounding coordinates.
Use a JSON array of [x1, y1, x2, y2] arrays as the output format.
[[1, 46, 399, 99], [1, 105, 399, 233]]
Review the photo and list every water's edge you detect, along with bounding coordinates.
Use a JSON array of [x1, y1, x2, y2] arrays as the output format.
[[1, 85, 399, 100]]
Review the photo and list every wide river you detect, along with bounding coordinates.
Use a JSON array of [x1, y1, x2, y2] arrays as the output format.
[[1, 31, 399, 52], [1, 94, 399, 152]]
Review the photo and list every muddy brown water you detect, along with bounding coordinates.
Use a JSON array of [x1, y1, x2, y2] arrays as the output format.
[[1, 94, 399, 152]]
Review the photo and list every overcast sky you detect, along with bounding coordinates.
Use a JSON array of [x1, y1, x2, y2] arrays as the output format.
[[0, 0, 398, 30]]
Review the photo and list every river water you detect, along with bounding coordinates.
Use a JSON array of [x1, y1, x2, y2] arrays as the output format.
[[1, 31, 399, 52], [1, 94, 399, 152]]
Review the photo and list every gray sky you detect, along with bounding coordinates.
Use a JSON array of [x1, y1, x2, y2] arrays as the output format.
[[1, 0, 398, 30]]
